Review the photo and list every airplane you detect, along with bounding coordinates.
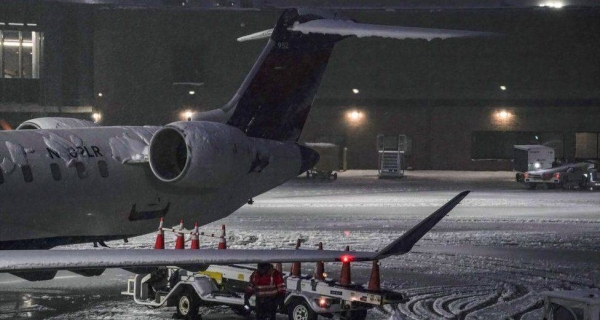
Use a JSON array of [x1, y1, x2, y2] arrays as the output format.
[[0, 8, 488, 280]]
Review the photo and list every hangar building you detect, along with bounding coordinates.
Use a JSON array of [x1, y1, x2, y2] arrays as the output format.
[[1, 0, 599, 170]]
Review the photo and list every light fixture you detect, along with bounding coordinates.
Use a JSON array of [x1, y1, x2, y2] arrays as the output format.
[[500, 85, 507, 91], [189, 91, 195, 95], [98, 93, 103, 97], [92, 113, 102, 123], [182, 110, 194, 121], [496, 110, 511, 120], [539, 1, 564, 8], [2, 40, 33, 47], [352, 88, 360, 94]]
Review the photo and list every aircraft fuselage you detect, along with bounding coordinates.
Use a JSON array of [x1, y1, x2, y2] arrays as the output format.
[[0, 126, 304, 249]]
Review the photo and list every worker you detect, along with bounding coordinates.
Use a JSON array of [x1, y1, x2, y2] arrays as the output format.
[[244, 262, 286, 320]]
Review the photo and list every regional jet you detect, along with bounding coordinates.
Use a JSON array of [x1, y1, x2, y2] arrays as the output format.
[[0, 9, 487, 280]]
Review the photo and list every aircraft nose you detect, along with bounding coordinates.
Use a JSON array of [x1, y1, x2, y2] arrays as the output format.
[[298, 145, 320, 174]]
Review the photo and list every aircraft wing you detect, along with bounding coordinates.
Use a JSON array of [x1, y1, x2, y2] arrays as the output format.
[[0, 191, 468, 277]]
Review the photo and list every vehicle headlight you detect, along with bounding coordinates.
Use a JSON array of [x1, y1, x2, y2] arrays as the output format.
[[534, 162, 541, 169]]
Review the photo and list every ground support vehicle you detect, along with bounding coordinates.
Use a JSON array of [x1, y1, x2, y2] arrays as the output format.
[[304, 143, 342, 180], [123, 265, 406, 320], [542, 289, 600, 320], [520, 161, 599, 190]]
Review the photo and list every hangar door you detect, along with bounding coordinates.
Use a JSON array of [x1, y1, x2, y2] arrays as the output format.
[[575, 133, 599, 159]]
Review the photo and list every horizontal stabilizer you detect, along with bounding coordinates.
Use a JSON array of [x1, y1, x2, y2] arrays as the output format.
[[289, 20, 496, 41], [237, 20, 496, 43], [0, 192, 468, 278], [237, 29, 273, 42]]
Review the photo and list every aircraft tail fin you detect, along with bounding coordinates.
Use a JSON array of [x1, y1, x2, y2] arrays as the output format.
[[222, 8, 343, 142], [207, 9, 496, 142]]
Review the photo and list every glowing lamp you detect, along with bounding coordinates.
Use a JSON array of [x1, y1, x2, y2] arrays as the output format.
[[182, 110, 195, 121], [92, 113, 102, 123], [340, 254, 354, 263], [346, 110, 365, 125]]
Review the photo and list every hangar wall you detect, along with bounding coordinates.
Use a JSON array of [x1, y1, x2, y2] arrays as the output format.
[[2, 3, 600, 170]]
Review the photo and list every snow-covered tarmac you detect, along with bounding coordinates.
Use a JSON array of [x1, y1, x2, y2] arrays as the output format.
[[1, 170, 598, 319]]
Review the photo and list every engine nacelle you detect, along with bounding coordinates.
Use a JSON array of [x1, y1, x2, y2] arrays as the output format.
[[149, 121, 254, 188], [17, 117, 99, 130]]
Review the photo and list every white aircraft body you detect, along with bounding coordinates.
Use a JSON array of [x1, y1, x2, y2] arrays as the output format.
[[0, 8, 489, 280]]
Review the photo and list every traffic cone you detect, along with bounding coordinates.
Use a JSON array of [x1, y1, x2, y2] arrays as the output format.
[[290, 239, 302, 277], [314, 242, 325, 280], [218, 224, 227, 250], [154, 217, 165, 250], [175, 219, 185, 249], [273, 262, 282, 273], [339, 246, 352, 286], [368, 260, 381, 291], [190, 222, 200, 250]]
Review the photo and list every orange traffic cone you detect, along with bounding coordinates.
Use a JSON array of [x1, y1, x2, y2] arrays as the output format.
[[190, 222, 200, 249], [368, 260, 381, 291], [314, 242, 325, 280], [154, 218, 165, 249], [290, 239, 302, 277], [175, 219, 185, 249], [273, 262, 282, 273], [339, 246, 352, 286], [218, 225, 227, 250]]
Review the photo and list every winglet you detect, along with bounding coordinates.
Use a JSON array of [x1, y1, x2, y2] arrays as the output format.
[[375, 191, 470, 259]]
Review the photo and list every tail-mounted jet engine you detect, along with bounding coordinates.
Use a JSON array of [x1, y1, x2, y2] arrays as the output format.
[[149, 121, 254, 187]]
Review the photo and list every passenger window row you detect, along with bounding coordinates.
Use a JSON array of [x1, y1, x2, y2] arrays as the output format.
[[0, 160, 110, 184]]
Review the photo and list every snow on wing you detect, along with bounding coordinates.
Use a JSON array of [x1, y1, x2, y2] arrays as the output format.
[[0, 192, 468, 274], [288, 20, 496, 40]]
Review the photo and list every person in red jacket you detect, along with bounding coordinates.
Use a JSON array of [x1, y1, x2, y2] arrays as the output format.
[[244, 262, 286, 320]]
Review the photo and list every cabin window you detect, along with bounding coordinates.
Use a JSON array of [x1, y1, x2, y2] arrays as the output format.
[[21, 165, 33, 182], [98, 160, 109, 178], [75, 162, 86, 179], [50, 163, 61, 181]]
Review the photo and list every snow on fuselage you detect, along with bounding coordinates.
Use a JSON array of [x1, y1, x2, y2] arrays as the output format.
[[0, 125, 303, 249]]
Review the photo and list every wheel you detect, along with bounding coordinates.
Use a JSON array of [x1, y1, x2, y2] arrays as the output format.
[[332, 173, 338, 180], [527, 183, 537, 190], [287, 299, 317, 320], [341, 309, 368, 320], [546, 183, 556, 189], [176, 289, 200, 320]]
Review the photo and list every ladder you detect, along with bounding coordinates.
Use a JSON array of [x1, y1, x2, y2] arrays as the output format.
[[377, 135, 406, 179]]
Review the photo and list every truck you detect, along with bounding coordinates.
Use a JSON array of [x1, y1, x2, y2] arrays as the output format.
[[304, 142, 342, 180], [514, 145, 555, 183], [520, 161, 600, 190], [122, 264, 406, 320]]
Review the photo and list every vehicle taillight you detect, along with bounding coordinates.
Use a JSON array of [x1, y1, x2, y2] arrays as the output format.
[[554, 173, 560, 179], [524, 173, 529, 179]]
